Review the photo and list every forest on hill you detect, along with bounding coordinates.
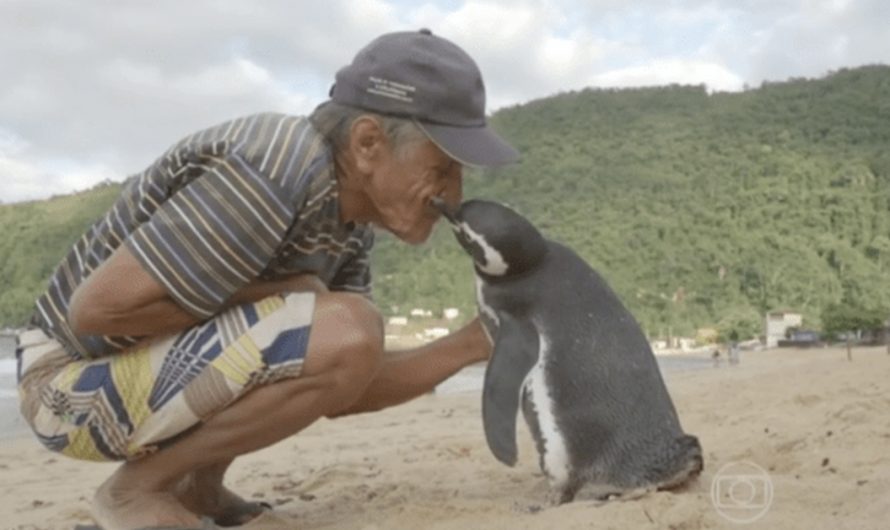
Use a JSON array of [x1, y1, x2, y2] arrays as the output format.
[[3, 65, 890, 340]]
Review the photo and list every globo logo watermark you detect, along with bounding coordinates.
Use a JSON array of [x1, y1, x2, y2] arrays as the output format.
[[710, 461, 774, 524]]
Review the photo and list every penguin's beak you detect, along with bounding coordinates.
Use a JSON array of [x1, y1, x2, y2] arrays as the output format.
[[429, 196, 458, 225]]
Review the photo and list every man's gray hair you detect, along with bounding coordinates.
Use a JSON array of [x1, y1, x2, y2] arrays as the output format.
[[309, 101, 428, 159]]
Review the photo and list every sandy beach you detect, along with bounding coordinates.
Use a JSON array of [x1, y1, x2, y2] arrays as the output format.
[[1, 345, 888, 530]]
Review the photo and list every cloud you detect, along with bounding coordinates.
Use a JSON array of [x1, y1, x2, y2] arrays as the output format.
[[406, 1, 629, 108], [700, 0, 890, 84], [592, 59, 745, 92], [1, 156, 49, 204], [1, 152, 119, 205], [0, 131, 43, 203], [0, 0, 888, 202], [0, 0, 397, 201]]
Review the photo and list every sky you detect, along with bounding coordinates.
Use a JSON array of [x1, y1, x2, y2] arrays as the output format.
[[1, 0, 888, 203]]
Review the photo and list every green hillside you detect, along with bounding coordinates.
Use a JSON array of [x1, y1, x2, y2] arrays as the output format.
[[3, 65, 890, 339], [375, 65, 890, 338], [0, 183, 122, 326]]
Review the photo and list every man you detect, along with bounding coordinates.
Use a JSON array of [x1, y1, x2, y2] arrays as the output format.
[[16, 29, 518, 530]]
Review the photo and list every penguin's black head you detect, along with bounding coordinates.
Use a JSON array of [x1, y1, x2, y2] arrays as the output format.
[[431, 198, 548, 278]]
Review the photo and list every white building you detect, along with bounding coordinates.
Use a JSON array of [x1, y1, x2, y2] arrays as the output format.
[[423, 327, 450, 340], [764, 310, 803, 348]]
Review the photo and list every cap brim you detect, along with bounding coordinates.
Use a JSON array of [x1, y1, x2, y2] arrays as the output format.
[[415, 121, 520, 167]]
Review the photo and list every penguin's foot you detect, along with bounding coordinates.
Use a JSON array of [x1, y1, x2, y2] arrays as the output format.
[[655, 453, 704, 492], [567, 482, 618, 504], [565, 484, 655, 505], [598, 486, 654, 502]]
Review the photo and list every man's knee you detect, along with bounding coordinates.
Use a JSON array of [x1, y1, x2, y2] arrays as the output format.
[[301, 292, 384, 412], [322, 291, 383, 352]]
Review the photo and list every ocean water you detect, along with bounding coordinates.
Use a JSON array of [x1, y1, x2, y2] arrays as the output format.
[[0, 357, 17, 391], [0, 345, 29, 439]]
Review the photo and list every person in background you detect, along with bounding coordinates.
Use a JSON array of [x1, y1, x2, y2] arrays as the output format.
[[728, 329, 740, 365]]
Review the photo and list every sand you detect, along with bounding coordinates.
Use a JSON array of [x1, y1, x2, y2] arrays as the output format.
[[2, 345, 889, 530]]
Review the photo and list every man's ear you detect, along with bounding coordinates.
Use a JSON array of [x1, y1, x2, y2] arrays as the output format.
[[349, 116, 386, 174]]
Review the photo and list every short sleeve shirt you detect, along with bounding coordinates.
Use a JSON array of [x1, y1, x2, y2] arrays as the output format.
[[30, 112, 374, 359]]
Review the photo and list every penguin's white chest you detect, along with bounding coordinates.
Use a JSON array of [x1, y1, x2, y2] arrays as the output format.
[[475, 275, 571, 487], [475, 276, 499, 341], [522, 333, 572, 488]]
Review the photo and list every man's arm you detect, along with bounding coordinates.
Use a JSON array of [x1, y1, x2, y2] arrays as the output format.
[[68, 244, 323, 338], [332, 317, 491, 416], [71, 238, 489, 412]]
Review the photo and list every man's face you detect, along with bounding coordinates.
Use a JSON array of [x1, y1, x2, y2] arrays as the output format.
[[366, 138, 463, 244]]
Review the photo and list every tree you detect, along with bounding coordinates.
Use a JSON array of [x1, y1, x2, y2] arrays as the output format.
[[821, 303, 886, 361]]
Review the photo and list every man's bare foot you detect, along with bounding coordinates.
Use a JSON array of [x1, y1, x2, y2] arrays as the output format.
[[175, 471, 268, 526], [92, 467, 204, 530]]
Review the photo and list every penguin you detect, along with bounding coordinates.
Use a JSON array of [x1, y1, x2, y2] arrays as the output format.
[[430, 197, 703, 503]]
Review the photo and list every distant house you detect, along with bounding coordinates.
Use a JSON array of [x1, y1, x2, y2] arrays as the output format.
[[777, 329, 823, 348], [649, 337, 695, 353], [387, 316, 408, 327], [423, 327, 450, 340], [764, 310, 803, 348], [789, 330, 820, 342]]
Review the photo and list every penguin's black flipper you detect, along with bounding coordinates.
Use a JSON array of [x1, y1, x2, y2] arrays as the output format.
[[482, 312, 540, 466]]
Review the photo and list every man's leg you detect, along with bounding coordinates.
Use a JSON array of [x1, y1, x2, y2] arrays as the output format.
[[174, 459, 269, 526], [91, 292, 384, 530], [335, 316, 491, 416], [178, 316, 492, 526]]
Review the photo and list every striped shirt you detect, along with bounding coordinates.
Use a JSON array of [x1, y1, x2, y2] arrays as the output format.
[[30, 112, 373, 359]]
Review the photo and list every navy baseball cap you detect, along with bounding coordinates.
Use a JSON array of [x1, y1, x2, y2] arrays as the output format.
[[330, 29, 519, 167]]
